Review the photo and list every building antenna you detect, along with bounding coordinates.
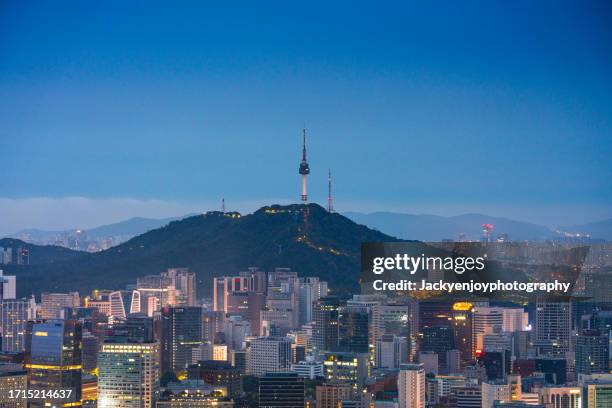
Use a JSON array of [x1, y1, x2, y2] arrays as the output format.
[[327, 168, 334, 212]]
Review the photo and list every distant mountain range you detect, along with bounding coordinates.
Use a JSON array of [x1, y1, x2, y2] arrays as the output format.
[[9, 215, 193, 243], [344, 212, 612, 242], [557, 218, 612, 241], [3, 204, 401, 297]]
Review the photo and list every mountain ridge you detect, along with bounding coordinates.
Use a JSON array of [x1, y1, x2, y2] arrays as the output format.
[[4, 204, 403, 297]]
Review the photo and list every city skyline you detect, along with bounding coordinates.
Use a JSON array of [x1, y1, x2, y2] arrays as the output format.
[[1, 2, 611, 232]]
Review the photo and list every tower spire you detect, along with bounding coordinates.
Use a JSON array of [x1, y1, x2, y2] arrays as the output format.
[[298, 128, 310, 203], [327, 168, 334, 212]]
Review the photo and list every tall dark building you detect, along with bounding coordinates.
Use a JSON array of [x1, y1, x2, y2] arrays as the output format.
[[202, 310, 225, 343], [24, 319, 82, 407], [576, 329, 609, 374], [312, 296, 340, 352], [259, 371, 305, 408], [419, 300, 453, 331], [422, 325, 455, 370], [339, 307, 370, 353], [161, 306, 202, 373], [534, 357, 567, 385]]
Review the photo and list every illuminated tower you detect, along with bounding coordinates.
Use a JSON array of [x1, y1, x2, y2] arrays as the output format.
[[299, 128, 310, 203], [327, 168, 334, 212]]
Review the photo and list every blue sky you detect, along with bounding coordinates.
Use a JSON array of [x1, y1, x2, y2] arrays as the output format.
[[0, 1, 611, 232]]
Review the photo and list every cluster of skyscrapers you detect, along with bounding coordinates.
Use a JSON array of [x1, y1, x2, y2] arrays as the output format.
[[1, 264, 612, 408]]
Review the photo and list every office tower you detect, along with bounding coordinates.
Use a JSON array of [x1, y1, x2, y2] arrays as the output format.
[[161, 306, 202, 373], [247, 336, 292, 376], [445, 349, 461, 374], [533, 357, 566, 385], [0, 248, 12, 264], [187, 360, 241, 398], [312, 296, 340, 352], [213, 277, 227, 312], [0, 270, 16, 300], [576, 329, 609, 374], [98, 340, 160, 408], [124, 313, 155, 343], [316, 382, 353, 408], [338, 307, 369, 353], [398, 363, 425, 408], [535, 301, 571, 356], [418, 351, 439, 375], [230, 349, 247, 373], [0, 299, 27, 352], [502, 308, 528, 332], [538, 386, 581, 408], [582, 380, 612, 407], [24, 320, 82, 407], [259, 371, 305, 408], [452, 302, 474, 362], [223, 315, 251, 350], [422, 325, 454, 370], [479, 351, 510, 381], [240, 267, 267, 293], [40, 292, 80, 319], [267, 268, 300, 327], [164, 268, 197, 306], [472, 307, 505, 356], [481, 381, 511, 408], [375, 334, 408, 369], [454, 386, 482, 408], [0, 365, 27, 408], [291, 355, 324, 379], [323, 351, 369, 389], [137, 274, 177, 313], [299, 277, 322, 325], [419, 300, 453, 330], [109, 290, 141, 318], [82, 331, 98, 372], [202, 310, 225, 342]]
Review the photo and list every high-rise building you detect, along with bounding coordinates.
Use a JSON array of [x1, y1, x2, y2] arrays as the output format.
[[338, 307, 370, 353], [452, 302, 474, 363], [375, 334, 408, 369], [187, 360, 241, 398], [24, 320, 82, 407], [202, 310, 225, 343], [323, 351, 369, 389], [398, 363, 425, 408], [481, 381, 511, 408], [161, 306, 202, 373], [0, 270, 16, 300], [538, 386, 581, 408], [312, 296, 340, 352], [98, 340, 160, 408], [164, 268, 197, 306], [0, 299, 27, 352], [473, 307, 504, 356], [316, 382, 353, 408], [259, 371, 305, 408], [40, 292, 80, 319], [422, 325, 454, 370], [582, 380, 612, 407], [576, 329, 609, 374], [534, 301, 571, 356], [82, 331, 99, 372], [0, 365, 27, 408], [247, 336, 292, 376], [298, 277, 323, 325]]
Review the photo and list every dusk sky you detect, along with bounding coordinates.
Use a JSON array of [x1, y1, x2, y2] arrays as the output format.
[[1, 1, 611, 233]]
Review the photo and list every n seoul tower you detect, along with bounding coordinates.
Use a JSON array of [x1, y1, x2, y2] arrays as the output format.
[[299, 128, 310, 203]]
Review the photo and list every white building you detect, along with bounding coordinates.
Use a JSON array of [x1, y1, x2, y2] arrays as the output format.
[[247, 336, 292, 376], [398, 363, 425, 408]]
